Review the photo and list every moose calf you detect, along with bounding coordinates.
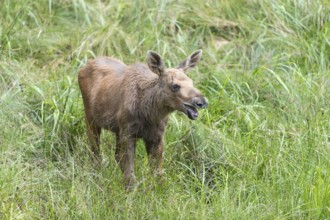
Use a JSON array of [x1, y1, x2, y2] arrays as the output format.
[[78, 50, 208, 189]]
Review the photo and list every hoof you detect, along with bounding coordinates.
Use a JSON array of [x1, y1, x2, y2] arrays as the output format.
[[124, 175, 137, 191]]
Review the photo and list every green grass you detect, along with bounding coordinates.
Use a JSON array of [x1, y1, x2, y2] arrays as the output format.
[[1, 0, 330, 219]]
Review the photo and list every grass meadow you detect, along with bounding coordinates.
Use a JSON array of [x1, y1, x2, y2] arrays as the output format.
[[1, 0, 330, 219]]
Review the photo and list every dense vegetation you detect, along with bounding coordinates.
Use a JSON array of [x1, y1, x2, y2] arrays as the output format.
[[1, 0, 330, 219]]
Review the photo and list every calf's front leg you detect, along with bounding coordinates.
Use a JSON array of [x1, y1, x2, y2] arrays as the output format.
[[145, 138, 164, 177], [115, 133, 137, 190]]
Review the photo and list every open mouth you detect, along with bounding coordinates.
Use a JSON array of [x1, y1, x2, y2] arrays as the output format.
[[183, 103, 198, 120]]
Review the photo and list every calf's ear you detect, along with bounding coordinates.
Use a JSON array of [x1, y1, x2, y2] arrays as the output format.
[[147, 51, 165, 76], [177, 49, 202, 73]]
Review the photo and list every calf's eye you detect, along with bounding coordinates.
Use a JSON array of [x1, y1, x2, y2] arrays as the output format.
[[172, 84, 180, 92]]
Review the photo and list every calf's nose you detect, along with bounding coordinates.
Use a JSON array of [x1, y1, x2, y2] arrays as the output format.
[[193, 97, 208, 109]]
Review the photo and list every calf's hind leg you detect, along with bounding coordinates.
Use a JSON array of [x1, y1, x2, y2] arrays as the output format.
[[85, 115, 102, 164]]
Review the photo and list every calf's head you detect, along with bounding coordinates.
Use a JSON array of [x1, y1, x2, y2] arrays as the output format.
[[147, 50, 208, 120]]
